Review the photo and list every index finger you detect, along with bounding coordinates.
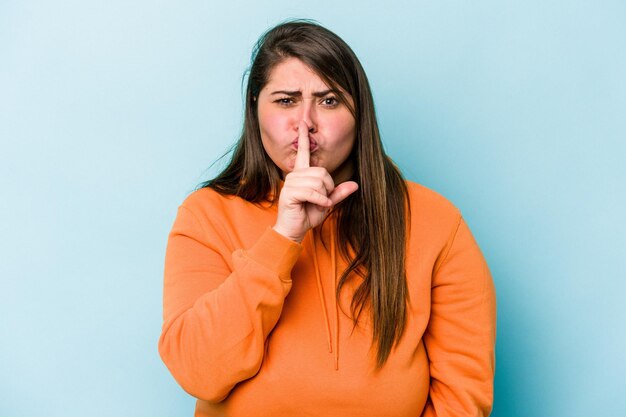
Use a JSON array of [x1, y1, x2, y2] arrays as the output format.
[[294, 120, 310, 169]]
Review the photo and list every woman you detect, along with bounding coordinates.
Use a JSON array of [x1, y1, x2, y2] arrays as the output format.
[[159, 20, 496, 417]]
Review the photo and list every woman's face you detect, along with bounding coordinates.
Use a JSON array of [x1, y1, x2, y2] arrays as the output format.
[[256, 58, 356, 182]]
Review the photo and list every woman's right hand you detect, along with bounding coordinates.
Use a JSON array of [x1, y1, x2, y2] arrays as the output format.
[[272, 121, 359, 243]]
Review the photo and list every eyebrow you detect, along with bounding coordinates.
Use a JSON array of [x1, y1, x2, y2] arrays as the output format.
[[269, 89, 337, 97]]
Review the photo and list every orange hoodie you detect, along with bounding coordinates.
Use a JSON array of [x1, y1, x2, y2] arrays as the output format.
[[158, 181, 496, 417]]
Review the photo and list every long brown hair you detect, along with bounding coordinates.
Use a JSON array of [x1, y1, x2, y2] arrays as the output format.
[[201, 19, 409, 367]]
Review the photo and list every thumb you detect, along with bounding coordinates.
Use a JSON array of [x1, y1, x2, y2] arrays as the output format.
[[328, 181, 359, 206]]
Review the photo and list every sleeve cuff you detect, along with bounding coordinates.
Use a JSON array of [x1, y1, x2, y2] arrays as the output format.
[[243, 227, 303, 282]]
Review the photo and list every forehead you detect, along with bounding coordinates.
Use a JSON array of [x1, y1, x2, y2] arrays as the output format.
[[265, 58, 330, 88]]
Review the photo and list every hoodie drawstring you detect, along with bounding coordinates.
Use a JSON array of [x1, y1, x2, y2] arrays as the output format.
[[309, 225, 339, 370]]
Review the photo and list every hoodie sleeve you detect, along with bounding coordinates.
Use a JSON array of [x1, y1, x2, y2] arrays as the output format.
[[421, 216, 496, 417], [158, 204, 302, 402]]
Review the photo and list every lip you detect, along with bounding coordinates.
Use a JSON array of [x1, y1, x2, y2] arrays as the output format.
[[292, 138, 319, 152]]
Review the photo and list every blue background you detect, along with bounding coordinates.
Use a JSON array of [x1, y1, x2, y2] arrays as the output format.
[[1, 1, 625, 416]]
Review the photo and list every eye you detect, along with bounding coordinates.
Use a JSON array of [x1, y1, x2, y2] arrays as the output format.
[[274, 97, 295, 106], [321, 96, 340, 108]]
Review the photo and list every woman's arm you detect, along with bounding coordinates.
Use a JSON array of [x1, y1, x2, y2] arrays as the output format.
[[158, 204, 302, 402], [421, 216, 497, 417]]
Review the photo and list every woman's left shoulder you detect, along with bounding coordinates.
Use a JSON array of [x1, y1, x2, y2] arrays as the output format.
[[405, 180, 461, 221], [406, 181, 462, 246]]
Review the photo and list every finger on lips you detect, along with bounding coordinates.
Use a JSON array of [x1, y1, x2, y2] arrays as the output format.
[[294, 120, 310, 169], [288, 120, 352, 209]]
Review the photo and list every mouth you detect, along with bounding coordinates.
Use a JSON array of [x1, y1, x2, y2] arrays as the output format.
[[292, 138, 319, 152]]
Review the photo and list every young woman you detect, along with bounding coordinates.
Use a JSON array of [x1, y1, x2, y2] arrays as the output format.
[[159, 20, 496, 417]]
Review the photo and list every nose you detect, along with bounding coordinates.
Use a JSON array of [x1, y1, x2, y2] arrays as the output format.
[[299, 99, 317, 133]]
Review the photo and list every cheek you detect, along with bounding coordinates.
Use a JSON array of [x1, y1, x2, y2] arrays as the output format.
[[326, 115, 356, 146], [260, 112, 292, 142]]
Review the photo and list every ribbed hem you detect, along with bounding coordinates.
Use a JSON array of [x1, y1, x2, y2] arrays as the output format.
[[245, 227, 303, 282]]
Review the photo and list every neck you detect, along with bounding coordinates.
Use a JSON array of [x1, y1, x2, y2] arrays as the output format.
[[331, 158, 355, 185]]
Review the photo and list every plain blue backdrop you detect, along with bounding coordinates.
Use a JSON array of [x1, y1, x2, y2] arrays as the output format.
[[1, 1, 625, 416]]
